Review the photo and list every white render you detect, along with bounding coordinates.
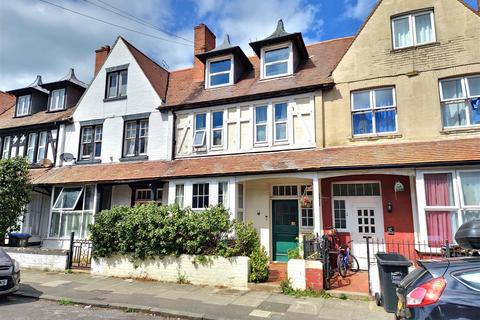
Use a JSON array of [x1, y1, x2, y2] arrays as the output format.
[[5, 249, 67, 271], [91, 255, 250, 290], [62, 37, 173, 165]]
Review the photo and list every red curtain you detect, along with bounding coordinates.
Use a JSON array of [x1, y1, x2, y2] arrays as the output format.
[[426, 211, 453, 247], [424, 173, 453, 206]]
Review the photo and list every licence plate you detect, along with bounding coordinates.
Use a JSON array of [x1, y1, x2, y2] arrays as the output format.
[[0, 279, 7, 286]]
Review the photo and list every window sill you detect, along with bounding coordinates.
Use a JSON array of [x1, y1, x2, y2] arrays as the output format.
[[441, 126, 480, 135], [391, 41, 440, 53], [75, 159, 102, 165], [119, 155, 149, 162], [103, 96, 127, 103], [350, 133, 402, 142], [258, 74, 295, 82], [46, 108, 67, 113]]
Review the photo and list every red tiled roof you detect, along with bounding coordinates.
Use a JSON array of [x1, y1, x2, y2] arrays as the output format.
[[31, 137, 480, 185], [0, 105, 75, 130], [122, 37, 169, 101], [163, 37, 354, 109], [0, 91, 15, 116]]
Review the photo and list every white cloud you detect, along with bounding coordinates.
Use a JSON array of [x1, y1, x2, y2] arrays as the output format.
[[0, 0, 323, 91], [193, 0, 323, 55], [342, 0, 376, 21]]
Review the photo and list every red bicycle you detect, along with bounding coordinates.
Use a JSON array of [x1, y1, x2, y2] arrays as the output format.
[[326, 227, 359, 278]]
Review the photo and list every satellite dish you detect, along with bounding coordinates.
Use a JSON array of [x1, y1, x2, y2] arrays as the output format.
[[60, 153, 75, 162]]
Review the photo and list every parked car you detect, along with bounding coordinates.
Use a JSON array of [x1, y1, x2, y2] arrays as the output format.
[[0, 248, 21, 295], [396, 220, 480, 320]]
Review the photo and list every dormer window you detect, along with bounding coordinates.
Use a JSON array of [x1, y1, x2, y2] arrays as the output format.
[[49, 89, 65, 111], [16, 95, 31, 116], [261, 43, 292, 79], [392, 10, 435, 49], [206, 56, 233, 88]]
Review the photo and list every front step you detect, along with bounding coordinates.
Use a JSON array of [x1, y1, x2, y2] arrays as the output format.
[[268, 262, 287, 282]]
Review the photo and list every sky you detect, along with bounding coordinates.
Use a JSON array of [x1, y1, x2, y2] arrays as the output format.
[[0, 0, 478, 91]]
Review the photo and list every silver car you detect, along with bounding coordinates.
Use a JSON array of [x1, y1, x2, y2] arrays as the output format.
[[0, 248, 20, 295]]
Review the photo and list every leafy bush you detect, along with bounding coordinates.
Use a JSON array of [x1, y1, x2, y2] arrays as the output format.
[[249, 245, 269, 283], [287, 246, 301, 260], [0, 157, 31, 243]]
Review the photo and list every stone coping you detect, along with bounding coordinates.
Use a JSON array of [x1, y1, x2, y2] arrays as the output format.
[[1, 246, 68, 256]]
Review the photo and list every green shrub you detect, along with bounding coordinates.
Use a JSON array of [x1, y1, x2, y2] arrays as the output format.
[[249, 245, 269, 283], [287, 246, 301, 260], [280, 279, 331, 298]]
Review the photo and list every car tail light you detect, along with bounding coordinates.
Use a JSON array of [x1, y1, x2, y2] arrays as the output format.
[[406, 277, 446, 307]]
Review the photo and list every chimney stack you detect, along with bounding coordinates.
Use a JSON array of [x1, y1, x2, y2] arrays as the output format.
[[193, 23, 216, 82], [94, 45, 111, 76]]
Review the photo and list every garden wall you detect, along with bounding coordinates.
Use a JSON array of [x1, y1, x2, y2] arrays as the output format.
[[287, 259, 323, 290], [91, 255, 250, 289], [2, 247, 68, 271]]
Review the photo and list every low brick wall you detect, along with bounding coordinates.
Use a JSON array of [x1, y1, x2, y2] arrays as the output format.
[[287, 259, 323, 290], [91, 255, 250, 290], [2, 247, 68, 271]]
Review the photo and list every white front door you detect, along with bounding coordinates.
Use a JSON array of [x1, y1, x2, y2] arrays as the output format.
[[333, 196, 384, 270]]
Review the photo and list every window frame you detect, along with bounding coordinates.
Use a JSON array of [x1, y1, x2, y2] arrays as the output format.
[[1, 136, 11, 159], [79, 125, 103, 160], [439, 75, 480, 129], [193, 113, 207, 147], [192, 183, 210, 209], [36, 131, 48, 163], [351, 87, 398, 137], [122, 119, 148, 157], [105, 69, 128, 99], [26, 132, 38, 163], [211, 111, 224, 148], [273, 102, 288, 142], [217, 181, 229, 206], [133, 188, 163, 206], [261, 42, 293, 79], [206, 55, 234, 89], [391, 10, 436, 50], [254, 105, 268, 144], [16, 95, 32, 117], [175, 184, 185, 208], [49, 88, 66, 111]]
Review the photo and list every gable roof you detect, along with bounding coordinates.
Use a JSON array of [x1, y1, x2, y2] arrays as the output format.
[[121, 37, 169, 102], [163, 36, 354, 110], [30, 137, 480, 185], [0, 91, 15, 116]]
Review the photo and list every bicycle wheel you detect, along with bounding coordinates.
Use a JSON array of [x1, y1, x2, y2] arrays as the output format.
[[348, 254, 360, 274], [337, 254, 347, 277]]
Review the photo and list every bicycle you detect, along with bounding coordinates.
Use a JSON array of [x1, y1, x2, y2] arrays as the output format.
[[336, 239, 359, 278]]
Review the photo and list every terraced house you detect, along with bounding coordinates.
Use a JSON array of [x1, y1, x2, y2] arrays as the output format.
[[6, 0, 480, 269]]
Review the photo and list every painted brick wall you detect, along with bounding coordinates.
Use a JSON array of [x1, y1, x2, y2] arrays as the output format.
[[5, 250, 67, 271], [91, 255, 250, 290]]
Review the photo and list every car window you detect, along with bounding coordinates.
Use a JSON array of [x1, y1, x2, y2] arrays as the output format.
[[399, 267, 428, 288], [454, 270, 480, 291]]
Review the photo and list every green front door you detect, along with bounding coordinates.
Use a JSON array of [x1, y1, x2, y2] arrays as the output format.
[[272, 200, 299, 262]]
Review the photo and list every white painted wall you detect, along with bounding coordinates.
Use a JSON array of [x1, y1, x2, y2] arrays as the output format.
[[92, 255, 250, 289], [5, 249, 67, 271], [62, 38, 173, 165]]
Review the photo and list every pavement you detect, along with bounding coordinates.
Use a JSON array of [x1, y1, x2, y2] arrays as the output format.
[[0, 295, 171, 319], [13, 269, 394, 320]]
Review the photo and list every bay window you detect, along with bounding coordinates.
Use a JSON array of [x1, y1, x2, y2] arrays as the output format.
[[262, 44, 292, 78], [16, 95, 31, 116], [193, 113, 206, 147], [439, 75, 480, 128], [352, 87, 397, 136], [49, 186, 95, 238], [49, 89, 65, 111], [80, 125, 102, 160], [211, 111, 223, 147], [206, 57, 233, 88], [420, 170, 480, 247], [192, 183, 209, 209], [255, 106, 268, 143], [274, 103, 288, 142], [392, 11, 435, 49]]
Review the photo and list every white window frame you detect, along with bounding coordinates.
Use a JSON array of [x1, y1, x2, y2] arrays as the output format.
[[16, 95, 31, 116], [106, 69, 128, 99], [175, 184, 185, 207], [211, 111, 224, 148], [273, 102, 288, 142], [206, 55, 233, 89], [193, 113, 207, 147], [192, 182, 210, 209], [217, 181, 229, 206], [26, 132, 37, 163], [134, 188, 163, 205], [261, 42, 293, 79], [123, 121, 137, 157], [48, 185, 96, 239], [138, 119, 148, 155], [49, 88, 66, 111], [416, 169, 480, 246], [254, 105, 268, 144], [36, 131, 48, 162], [439, 75, 480, 129], [123, 119, 148, 157], [351, 87, 398, 137], [391, 10, 436, 50], [1, 136, 11, 159]]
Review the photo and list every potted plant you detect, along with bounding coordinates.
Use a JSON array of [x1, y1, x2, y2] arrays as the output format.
[[299, 195, 312, 208]]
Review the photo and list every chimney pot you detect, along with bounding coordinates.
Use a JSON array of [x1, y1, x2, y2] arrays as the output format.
[[94, 45, 111, 76], [193, 23, 216, 82]]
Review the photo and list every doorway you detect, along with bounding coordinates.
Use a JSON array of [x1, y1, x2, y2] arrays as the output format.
[[272, 200, 299, 262]]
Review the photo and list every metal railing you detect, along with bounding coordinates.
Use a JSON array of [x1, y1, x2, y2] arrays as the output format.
[[67, 232, 93, 270]]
